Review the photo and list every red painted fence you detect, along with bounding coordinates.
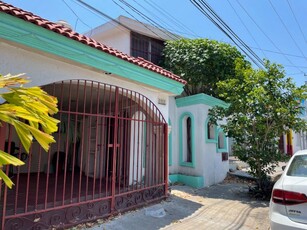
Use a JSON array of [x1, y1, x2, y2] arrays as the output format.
[[0, 80, 168, 229]]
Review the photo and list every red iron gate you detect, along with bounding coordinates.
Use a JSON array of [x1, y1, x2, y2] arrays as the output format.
[[0, 80, 168, 229]]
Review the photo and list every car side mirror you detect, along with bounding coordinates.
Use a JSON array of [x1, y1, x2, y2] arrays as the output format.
[[282, 166, 286, 171]]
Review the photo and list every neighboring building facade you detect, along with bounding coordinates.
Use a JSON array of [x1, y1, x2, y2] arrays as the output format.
[[0, 2, 185, 229], [288, 99, 307, 154], [87, 16, 230, 189], [168, 94, 229, 188], [86, 15, 177, 65]]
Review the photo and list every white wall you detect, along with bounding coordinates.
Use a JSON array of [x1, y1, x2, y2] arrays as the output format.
[[169, 98, 229, 187], [89, 29, 131, 55], [0, 42, 170, 121], [168, 97, 179, 173]]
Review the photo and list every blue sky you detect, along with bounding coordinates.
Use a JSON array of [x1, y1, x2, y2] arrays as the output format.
[[3, 0, 307, 86]]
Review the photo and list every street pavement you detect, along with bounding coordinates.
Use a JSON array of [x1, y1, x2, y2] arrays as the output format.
[[81, 176, 270, 230]]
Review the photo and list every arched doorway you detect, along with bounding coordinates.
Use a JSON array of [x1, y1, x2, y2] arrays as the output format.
[[1, 80, 168, 229]]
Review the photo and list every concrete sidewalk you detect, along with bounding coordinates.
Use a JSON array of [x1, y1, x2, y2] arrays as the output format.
[[83, 178, 269, 230], [229, 156, 287, 181], [72, 158, 282, 230]]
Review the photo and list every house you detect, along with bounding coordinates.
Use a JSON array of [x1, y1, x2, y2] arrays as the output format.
[[86, 17, 230, 189], [0, 2, 186, 229], [85, 15, 178, 66], [284, 99, 307, 155]]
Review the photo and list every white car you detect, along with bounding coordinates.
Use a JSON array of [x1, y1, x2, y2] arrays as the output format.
[[269, 150, 307, 230]]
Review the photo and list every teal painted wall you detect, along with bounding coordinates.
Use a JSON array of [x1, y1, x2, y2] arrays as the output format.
[[0, 12, 184, 95], [169, 174, 204, 188]]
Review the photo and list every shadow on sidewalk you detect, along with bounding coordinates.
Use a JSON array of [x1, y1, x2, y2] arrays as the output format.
[[90, 195, 202, 230]]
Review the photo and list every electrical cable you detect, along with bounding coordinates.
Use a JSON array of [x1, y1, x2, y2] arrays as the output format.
[[199, 0, 265, 67], [190, 0, 265, 69], [111, 0, 165, 40], [226, 0, 267, 59], [286, 0, 307, 43], [62, 0, 92, 31], [117, 0, 179, 40], [236, 0, 304, 74], [74, 0, 132, 33], [130, 0, 182, 38], [268, 0, 307, 62], [142, 0, 199, 38]]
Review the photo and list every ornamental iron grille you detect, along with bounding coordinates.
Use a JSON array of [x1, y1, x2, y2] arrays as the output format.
[[0, 80, 168, 229]]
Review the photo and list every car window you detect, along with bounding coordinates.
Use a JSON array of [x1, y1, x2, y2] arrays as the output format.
[[287, 155, 307, 177]]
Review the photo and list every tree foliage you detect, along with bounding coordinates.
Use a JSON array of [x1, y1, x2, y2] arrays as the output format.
[[209, 60, 307, 193], [0, 73, 59, 188], [162, 38, 248, 97]]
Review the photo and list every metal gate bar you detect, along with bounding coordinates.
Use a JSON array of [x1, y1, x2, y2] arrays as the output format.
[[1, 79, 168, 229]]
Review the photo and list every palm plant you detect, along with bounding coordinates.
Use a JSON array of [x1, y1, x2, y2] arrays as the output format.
[[0, 73, 59, 188]]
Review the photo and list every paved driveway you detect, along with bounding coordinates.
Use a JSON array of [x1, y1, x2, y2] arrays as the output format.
[[87, 178, 270, 230], [162, 183, 269, 230]]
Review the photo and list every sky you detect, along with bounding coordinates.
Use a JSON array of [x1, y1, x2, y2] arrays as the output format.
[[3, 0, 307, 86]]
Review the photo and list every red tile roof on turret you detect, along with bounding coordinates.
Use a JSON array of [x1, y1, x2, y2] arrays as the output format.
[[0, 1, 186, 85]]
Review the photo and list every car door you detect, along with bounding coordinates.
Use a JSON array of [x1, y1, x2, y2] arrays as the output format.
[[282, 154, 307, 224]]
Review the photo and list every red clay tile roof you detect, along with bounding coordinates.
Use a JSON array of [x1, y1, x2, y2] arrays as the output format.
[[0, 1, 186, 85]]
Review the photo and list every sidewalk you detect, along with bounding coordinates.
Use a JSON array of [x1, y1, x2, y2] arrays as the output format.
[[73, 157, 281, 230], [85, 179, 269, 230], [228, 156, 287, 181]]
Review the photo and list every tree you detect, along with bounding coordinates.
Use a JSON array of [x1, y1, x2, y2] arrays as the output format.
[[162, 38, 249, 97], [0, 73, 59, 188], [209, 59, 307, 195]]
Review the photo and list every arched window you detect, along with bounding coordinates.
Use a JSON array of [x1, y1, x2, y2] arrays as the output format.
[[179, 112, 195, 167], [186, 117, 192, 162], [205, 117, 217, 143], [217, 129, 227, 152]]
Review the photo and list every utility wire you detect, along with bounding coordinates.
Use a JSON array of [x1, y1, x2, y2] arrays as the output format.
[[62, 0, 93, 31], [74, 0, 133, 33], [117, 0, 179, 40], [68, 0, 306, 75], [226, 0, 266, 59], [190, 0, 265, 69], [235, 0, 304, 74], [268, 0, 307, 61], [72, 0, 191, 40], [283, 64, 307, 69], [130, 0, 182, 38], [286, 0, 307, 43], [111, 0, 165, 40], [199, 0, 265, 67], [142, 0, 199, 38], [251, 47, 306, 59]]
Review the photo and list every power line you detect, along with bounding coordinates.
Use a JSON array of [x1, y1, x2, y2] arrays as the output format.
[[251, 47, 306, 59], [62, 0, 92, 31], [73, 0, 132, 34], [283, 64, 307, 69], [268, 0, 307, 62], [142, 0, 199, 38], [286, 0, 307, 43], [190, 0, 265, 69], [129, 0, 183, 38], [198, 0, 265, 67], [117, 0, 179, 40], [201, 0, 265, 67], [235, 0, 304, 75], [110, 0, 165, 40], [226, 0, 267, 59], [64, 0, 307, 76]]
